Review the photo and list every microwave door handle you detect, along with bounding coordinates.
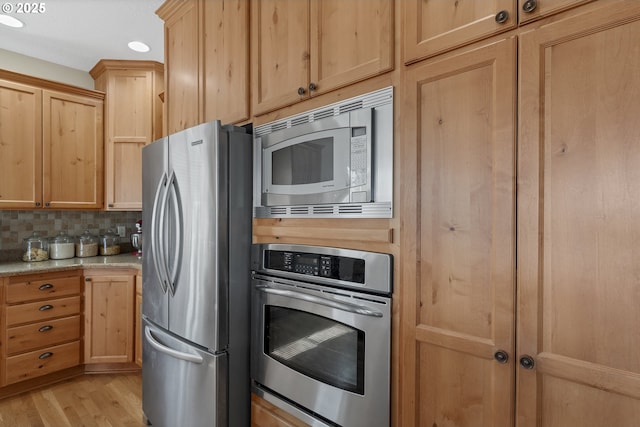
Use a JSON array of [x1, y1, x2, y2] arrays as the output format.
[[144, 326, 203, 364], [256, 285, 383, 318]]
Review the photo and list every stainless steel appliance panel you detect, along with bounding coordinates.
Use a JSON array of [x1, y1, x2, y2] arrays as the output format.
[[143, 318, 227, 427], [142, 136, 169, 331], [251, 275, 391, 427], [167, 122, 228, 351]]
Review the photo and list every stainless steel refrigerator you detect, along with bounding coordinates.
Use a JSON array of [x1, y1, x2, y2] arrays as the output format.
[[141, 121, 252, 427]]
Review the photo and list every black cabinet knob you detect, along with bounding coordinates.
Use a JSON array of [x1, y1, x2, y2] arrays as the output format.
[[495, 10, 509, 24], [519, 355, 535, 369], [308, 82, 317, 91], [522, 0, 537, 13], [494, 350, 509, 364], [297, 87, 306, 96]]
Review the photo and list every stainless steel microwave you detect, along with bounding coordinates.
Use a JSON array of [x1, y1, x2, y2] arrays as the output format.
[[253, 86, 393, 218]]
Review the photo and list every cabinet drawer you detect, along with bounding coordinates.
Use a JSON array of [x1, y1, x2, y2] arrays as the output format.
[[6, 276, 81, 303], [5, 341, 80, 386], [6, 296, 81, 326], [6, 315, 81, 355]]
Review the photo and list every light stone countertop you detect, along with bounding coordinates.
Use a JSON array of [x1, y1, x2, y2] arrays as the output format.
[[0, 253, 142, 277]]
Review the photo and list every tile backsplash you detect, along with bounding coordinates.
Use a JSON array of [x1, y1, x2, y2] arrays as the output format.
[[0, 210, 141, 261]]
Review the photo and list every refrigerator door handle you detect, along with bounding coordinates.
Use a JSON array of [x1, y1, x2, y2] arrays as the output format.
[[151, 173, 169, 294], [167, 171, 183, 295], [144, 326, 204, 364]]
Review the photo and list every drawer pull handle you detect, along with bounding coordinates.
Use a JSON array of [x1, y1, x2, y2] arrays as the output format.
[[39, 352, 53, 360], [39, 304, 54, 311], [39, 283, 54, 290], [39, 325, 53, 332]]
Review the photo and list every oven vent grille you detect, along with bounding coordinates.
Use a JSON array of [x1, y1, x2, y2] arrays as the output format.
[[254, 86, 393, 137]]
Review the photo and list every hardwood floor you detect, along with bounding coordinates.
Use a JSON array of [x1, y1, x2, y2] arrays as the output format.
[[0, 373, 145, 427]]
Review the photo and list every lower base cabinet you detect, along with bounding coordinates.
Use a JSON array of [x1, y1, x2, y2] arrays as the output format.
[[83, 270, 135, 365], [251, 394, 310, 427], [1, 271, 82, 387]]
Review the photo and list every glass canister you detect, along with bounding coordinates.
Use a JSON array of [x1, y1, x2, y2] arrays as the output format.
[[76, 230, 99, 258], [99, 229, 121, 256], [22, 232, 49, 262], [49, 232, 75, 260]]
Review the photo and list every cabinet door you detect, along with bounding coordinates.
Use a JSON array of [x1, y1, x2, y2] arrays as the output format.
[[517, 4, 640, 426], [202, 0, 250, 125], [251, 0, 310, 115], [165, 0, 200, 133], [403, 0, 516, 64], [105, 70, 153, 210], [0, 80, 42, 208], [400, 38, 517, 427], [309, 0, 393, 95], [42, 90, 103, 209], [84, 275, 135, 364]]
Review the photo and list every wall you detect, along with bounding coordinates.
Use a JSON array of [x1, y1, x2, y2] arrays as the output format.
[[0, 48, 94, 89], [0, 210, 141, 261]]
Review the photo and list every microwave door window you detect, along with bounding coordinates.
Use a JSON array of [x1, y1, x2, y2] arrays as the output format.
[[272, 138, 334, 185], [265, 306, 365, 395]]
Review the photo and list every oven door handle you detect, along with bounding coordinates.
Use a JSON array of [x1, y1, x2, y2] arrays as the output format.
[[256, 285, 383, 318]]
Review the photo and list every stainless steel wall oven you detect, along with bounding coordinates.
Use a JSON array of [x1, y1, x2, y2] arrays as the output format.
[[251, 244, 392, 427]]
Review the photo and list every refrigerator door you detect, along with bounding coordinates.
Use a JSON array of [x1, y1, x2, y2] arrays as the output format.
[[167, 121, 229, 351], [142, 137, 169, 330], [142, 318, 227, 427]]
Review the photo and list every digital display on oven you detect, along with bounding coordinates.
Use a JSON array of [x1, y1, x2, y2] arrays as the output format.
[[265, 250, 365, 284]]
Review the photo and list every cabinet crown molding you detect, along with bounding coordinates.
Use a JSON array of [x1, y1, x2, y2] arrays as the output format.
[[0, 68, 104, 100]]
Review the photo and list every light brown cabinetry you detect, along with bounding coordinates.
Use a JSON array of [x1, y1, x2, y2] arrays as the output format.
[[0, 71, 104, 210], [135, 274, 142, 367], [251, 394, 309, 427], [516, 3, 640, 425], [157, 0, 249, 133], [1, 272, 82, 386], [400, 2, 640, 426], [83, 271, 135, 365], [251, 0, 393, 115], [401, 37, 517, 427], [0, 79, 42, 208], [90, 60, 164, 211], [402, 0, 592, 64]]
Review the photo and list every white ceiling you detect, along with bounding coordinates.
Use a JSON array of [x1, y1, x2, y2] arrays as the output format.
[[0, 0, 165, 72]]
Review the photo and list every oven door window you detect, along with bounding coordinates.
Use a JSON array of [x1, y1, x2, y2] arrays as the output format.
[[265, 306, 365, 395]]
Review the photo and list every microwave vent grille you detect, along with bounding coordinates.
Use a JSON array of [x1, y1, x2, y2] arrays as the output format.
[[289, 206, 310, 215], [290, 116, 310, 127], [269, 207, 288, 216], [313, 108, 334, 121], [339, 100, 363, 115], [338, 205, 364, 214], [313, 205, 335, 215], [254, 86, 393, 138]]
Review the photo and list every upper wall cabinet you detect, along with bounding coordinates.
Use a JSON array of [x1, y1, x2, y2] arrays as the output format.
[[402, 0, 593, 64], [91, 60, 164, 211], [0, 71, 104, 210], [251, 0, 393, 115], [157, 0, 249, 134]]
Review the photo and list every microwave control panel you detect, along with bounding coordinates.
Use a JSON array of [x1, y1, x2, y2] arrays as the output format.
[[264, 250, 365, 284]]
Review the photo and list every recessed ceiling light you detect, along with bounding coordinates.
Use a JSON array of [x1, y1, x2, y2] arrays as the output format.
[[128, 41, 150, 53], [0, 14, 24, 28]]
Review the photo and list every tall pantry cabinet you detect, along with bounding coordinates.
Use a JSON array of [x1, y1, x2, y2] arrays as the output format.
[[400, 2, 640, 426], [90, 60, 164, 211]]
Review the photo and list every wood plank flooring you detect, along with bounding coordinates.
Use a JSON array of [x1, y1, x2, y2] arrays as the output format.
[[0, 374, 145, 427]]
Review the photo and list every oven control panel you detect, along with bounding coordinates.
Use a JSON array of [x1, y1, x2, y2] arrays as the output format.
[[264, 250, 365, 284]]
